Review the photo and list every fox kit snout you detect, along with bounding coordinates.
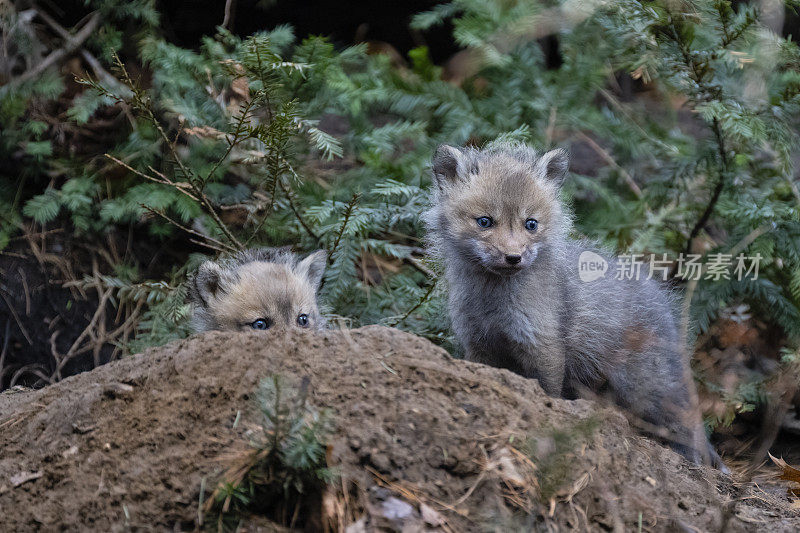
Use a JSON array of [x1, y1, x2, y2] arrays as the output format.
[[427, 143, 569, 275], [425, 142, 727, 471], [189, 247, 326, 332]]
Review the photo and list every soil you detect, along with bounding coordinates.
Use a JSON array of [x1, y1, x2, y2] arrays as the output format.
[[1, 326, 798, 532]]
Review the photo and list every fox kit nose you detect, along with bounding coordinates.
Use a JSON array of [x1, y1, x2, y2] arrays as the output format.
[[505, 254, 522, 265]]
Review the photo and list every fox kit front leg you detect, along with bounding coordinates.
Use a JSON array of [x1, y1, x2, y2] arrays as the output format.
[[464, 342, 526, 378], [518, 338, 565, 396], [465, 339, 564, 396]]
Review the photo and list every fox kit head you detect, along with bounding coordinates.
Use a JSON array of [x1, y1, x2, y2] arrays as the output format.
[[189, 247, 327, 332], [425, 143, 570, 275]]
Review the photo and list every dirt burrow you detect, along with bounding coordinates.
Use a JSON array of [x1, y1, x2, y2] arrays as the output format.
[[0, 326, 797, 531]]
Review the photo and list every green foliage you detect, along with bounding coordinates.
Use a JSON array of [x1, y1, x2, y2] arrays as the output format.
[[3, 1, 799, 431], [205, 375, 334, 530], [408, 0, 800, 343]]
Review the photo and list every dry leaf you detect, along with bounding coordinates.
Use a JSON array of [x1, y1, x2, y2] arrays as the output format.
[[183, 126, 225, 139], [769, 452, 800, 497], [231, 76, 250, 99]]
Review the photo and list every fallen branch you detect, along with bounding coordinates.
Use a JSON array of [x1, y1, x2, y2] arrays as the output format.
[[9, 12, 100, 87], [32, 6, 125, 93]]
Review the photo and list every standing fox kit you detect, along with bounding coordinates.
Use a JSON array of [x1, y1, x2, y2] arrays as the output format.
[[189, 247, 326, 332], [425, 143, 724, 468]]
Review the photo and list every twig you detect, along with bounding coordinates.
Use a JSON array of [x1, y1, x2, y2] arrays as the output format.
[[18, 267, 31, 315], [328, 194, 360, 263], [390, 278, 437, 327], [10, 364, 52, 387], [0, 320, 10, 389], [32, 6, 124, 92], [189, 238, 230, 254], [597, 88, 671, 151], [222, 0, 236, 29], [107, 53, 244, 250], [728, 224, 770, 258], [403, 256, 435, 278], [9, 12, 100, 87], [105, 154, 200, 202], [9, 228, 64, 241], [279, 181, 320, 243], [0, 289, 32, 346], [55, 268, 112, 378], [141, 205, 238, 253], [575, 131, 642, 199], [674, 119, 728, 276]]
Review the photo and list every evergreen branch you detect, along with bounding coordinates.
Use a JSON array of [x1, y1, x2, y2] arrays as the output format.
[[243, 170, 283, 247], [575, 131, 642, 198], [288, 39, 317, 101], [720, 8, 757, 49], [685, 119, 728, 248], [141, 205, 238, 253], [673, 119, 730, 277], [715, 0, 732, 43], [279, 181, 320, 243], [389, 278, 437, 328], [105, 154, 198, 202], [253, 43, 274, 123], [108, 52, 244, 250], [328, 194, 360, 264], [201, 98, 258, 187]]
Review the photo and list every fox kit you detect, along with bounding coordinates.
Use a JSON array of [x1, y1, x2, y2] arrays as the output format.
[[424, 143, 725, 469], [189, 247, 327, 332]]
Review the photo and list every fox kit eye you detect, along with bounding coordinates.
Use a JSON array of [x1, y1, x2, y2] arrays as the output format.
[[296, 314, 310, 327], [476, 216, 493, 228], [250, 318, 272, 330], [525, 218, 538, 231]]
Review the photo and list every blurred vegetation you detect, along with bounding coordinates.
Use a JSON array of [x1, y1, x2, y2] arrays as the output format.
[[1, 0, 799, 429]]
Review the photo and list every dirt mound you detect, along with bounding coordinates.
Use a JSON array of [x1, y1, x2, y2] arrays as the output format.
[[1, 326, 797, 531]]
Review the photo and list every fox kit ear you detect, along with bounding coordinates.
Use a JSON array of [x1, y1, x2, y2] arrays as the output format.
[[297, 250, 327, 292], [535, 148, 569, 185], [192, 261, 227, 307], [432, 144, 467, 190]]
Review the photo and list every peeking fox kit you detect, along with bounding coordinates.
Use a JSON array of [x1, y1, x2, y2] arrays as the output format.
[[425, 143, 725, 469], [189, 247, 327, 332]]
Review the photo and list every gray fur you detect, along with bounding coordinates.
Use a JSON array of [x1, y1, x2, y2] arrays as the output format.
[[188, 247, 327, 332], [424, 142, 726, 470]]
